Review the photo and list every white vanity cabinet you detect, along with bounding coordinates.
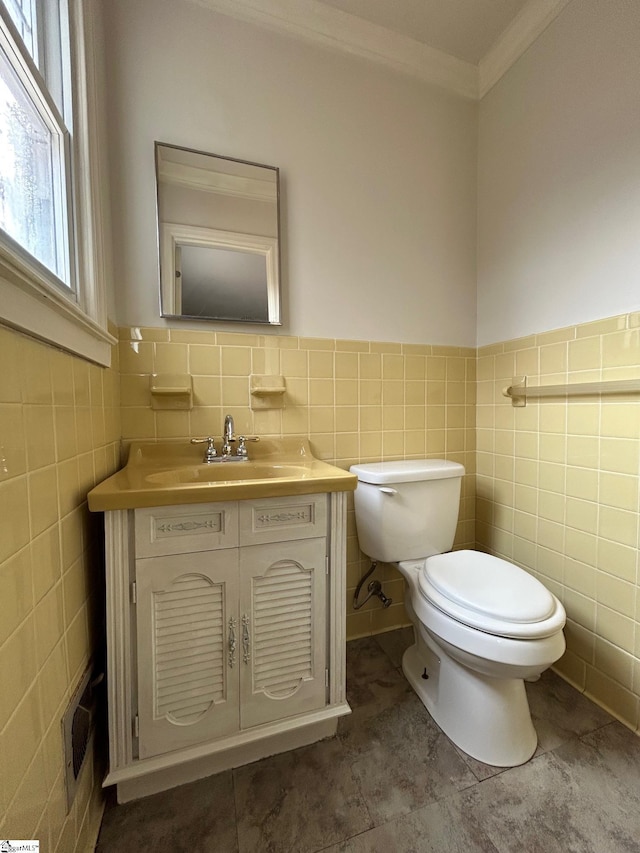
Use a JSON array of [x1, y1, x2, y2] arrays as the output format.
[[103, 491, 350, 802]]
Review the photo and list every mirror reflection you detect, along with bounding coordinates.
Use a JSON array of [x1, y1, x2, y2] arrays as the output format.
[[155, 143, 281, 324]]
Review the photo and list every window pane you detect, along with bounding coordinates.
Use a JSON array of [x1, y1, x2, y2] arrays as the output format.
[[0, 41, 68, 284], [2, 0, 37, 63]]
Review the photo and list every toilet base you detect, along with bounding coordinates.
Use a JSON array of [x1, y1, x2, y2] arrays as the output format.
[[402, 635, 537, 767]]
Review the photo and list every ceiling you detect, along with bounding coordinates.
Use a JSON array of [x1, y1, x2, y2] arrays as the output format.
[[317, 0, 531, 65], [194, 0, 571, 98]]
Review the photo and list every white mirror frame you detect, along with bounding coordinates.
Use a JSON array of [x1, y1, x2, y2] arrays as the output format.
[[160, 222, 280, 322]]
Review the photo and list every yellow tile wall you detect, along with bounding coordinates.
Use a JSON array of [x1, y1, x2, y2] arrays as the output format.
[[8, 306, 640, 845], [0, 324, 121, 851], [477, 311, 640, 734], [10, 311, 640, 848], [118, 327, 477, 639]]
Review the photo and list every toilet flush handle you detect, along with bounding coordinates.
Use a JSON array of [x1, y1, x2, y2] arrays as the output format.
[[379, 487, 397, 496]]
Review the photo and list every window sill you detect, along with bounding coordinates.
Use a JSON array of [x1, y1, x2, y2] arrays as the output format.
[[0, 245, 116, 366]]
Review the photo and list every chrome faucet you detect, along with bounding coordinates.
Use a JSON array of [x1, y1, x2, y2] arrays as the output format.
[[192, 416, 259, 462], [222, 415, 260, 458], [222, 414, 235, 456]]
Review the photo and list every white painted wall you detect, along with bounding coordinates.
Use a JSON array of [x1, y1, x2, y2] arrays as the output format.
[[103, 0, 477, 346], [477, 0, 640, 346]]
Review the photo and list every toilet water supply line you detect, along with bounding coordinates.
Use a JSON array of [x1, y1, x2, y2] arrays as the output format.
[[353, 561, 393, 610]]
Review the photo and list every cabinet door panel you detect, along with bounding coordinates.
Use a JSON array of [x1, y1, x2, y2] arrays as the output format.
[[240, 538, 327, 729], [135, 502, 238, 558], [136, 550, 239, 759], [239, 494, 327, 545]]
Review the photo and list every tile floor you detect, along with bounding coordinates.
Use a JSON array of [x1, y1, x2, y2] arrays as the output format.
[[96, 629, 640, 852]]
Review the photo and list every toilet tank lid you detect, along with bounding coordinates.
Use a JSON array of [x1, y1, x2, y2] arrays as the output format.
[[350, 459, 465, 485]]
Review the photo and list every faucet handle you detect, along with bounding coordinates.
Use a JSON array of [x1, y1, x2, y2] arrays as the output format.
[[190, 436, 217, 460], [236, 436, 260, 458]]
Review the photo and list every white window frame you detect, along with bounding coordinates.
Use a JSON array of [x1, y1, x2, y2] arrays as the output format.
[[0, 0, 114, 366]]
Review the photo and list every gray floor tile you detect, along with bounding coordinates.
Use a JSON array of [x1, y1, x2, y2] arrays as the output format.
[[340, 636, 413, 731], [233, 736, 373, 853], [528, 669, 615, 753], [374, 625, 415, 670], [577, 719, 640, 780], [96, 770, 238, 852], [95, 629, 640, 853], [339, 692, 477, 824], [550, 721, 640, 845], [451, 745, 515, 782], [321, 792, 500, 852], [460, 744, 640, 853]]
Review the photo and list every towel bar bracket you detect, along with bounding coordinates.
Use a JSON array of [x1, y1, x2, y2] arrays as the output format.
[[504, 376, 527, 406]]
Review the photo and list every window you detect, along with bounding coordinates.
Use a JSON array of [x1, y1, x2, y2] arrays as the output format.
[[4, 0, 39, 59], [0, 0, 72, 288], [0, 0, 114, 365]]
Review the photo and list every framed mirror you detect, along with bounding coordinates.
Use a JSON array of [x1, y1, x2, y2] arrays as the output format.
[[155, 143, 281, 324]]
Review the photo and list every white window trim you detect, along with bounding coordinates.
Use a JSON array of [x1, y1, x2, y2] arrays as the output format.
[[0, 0, 115, 366]]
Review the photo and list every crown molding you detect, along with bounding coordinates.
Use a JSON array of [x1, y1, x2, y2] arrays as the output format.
[[190, 0, 478, 99], [158, 160, 277, 202], [479, 0, 571, 98], [188, 0, 572, 101]]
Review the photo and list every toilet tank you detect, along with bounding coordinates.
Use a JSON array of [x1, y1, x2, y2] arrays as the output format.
[[350, 460, 465, 563]]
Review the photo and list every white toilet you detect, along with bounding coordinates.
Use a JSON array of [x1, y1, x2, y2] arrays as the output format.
[[350, 459, 566, 767]]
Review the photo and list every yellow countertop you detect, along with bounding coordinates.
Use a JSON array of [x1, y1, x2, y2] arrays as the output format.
[[88, 438, 357, 511]]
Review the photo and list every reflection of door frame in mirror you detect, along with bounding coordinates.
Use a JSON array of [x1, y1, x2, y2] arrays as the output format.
[[160, 223, 280, 323]]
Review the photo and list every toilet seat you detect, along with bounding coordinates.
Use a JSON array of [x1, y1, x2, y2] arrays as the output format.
[[406, 550, 565, 639]]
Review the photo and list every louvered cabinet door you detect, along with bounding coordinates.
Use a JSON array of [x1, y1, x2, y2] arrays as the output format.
[[136, 549, 240, 759], [239, 537, 327, 729]]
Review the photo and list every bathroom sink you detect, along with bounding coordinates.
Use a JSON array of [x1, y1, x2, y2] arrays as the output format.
[[144, 462, 314, 486], [88, 438, 356, 511]]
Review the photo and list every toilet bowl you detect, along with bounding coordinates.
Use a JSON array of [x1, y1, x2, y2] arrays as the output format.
[[398, 553, 565, 766], [350, 459, 566, 767]]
